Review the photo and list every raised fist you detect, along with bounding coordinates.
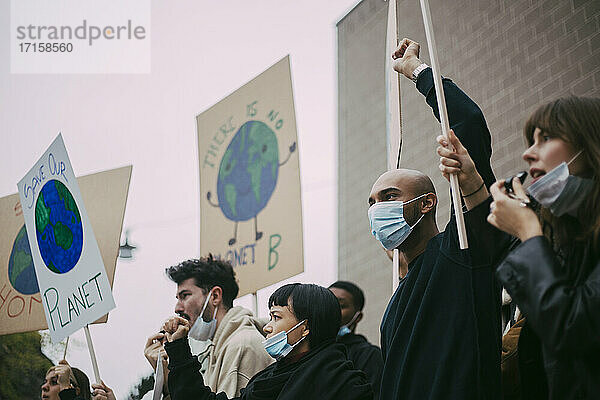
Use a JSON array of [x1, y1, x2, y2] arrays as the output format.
[[391, 38, 423, 80]]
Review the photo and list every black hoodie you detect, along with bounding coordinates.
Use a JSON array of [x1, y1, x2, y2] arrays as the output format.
[[337, 333, 383, 398], [165, 337, 373, 400]]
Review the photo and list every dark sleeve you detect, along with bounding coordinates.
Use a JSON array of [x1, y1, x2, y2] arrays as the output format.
[[442, 196, 513, 267], [360, 346, 383, 400], [58, 388, 76, 400], [416, 68, 495, 188], [165, 338, 232, 400], [497, 236, 600, 355]]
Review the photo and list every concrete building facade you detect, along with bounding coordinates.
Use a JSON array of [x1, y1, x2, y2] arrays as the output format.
[[337, 0, 600, 344]]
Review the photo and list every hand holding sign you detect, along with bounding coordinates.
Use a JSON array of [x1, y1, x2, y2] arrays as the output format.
[[91, 381, 116, 400], [144, 332, 167, 370], [54, 360, 74, 391], [436, 130, 481, 189], [437, 130, 488, 209]]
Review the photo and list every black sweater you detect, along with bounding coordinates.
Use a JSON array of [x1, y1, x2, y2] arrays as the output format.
[[165, 337, 373, 400], [337, 333, 383, 399], [378, 68, 511, 400]]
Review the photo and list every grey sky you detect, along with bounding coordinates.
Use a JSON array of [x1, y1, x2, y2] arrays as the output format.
[[1, 0, 362, 396]]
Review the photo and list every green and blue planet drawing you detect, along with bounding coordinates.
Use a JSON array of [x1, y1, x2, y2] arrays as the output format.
[[35, 180, 83, 273], [8, 225, 38, 295], [8, 179, 83, 296], [207, 120, 295, 245]]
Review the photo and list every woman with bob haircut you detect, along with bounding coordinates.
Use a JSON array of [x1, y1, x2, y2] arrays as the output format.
[[161, 283, 373, 400], [487, 96, 600, 399]]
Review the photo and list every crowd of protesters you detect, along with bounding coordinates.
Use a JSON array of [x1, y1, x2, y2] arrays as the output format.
[[42, 37, 599, 400]]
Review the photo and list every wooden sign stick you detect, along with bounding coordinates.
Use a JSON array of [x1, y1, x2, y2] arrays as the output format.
[[386, 0, 403, 291], [84, 325, 101, 383], [419, 0, 469, 248], [62, 336, 69, 360]]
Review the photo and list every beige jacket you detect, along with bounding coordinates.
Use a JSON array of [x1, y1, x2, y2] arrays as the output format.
[[202, 306, 273, 397]]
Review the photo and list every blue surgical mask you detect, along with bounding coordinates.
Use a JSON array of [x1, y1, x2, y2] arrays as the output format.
[[263, 319, 307, 361], [368, 194, 427, 250], [527, 151, 594, 216], [188, 288, 218, 342], [337, 325, 351, 337], [337, 312, 360, 338]]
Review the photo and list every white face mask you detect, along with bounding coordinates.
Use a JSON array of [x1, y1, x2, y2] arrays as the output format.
[[188, 288, 218, 341], [367, 194, 427, 250], [527, 150, 594, 216]]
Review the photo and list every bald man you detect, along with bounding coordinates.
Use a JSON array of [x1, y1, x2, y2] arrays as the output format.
[[369, 39, 513, 400]]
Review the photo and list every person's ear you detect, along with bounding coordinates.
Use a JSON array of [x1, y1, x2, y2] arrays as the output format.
[[422, 193, 437, 214], [301, 322, 310, 338], [355, 311, 363, 326], [211, 286, 223, 307]]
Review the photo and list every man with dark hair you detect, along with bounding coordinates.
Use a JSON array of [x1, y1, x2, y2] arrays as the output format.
[[161, 283, 373, 399], [145, 255, 272, 398], [329, 281, 383, 399]]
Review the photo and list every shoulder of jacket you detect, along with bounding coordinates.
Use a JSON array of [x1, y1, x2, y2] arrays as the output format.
[[225, 325, 267, 350]]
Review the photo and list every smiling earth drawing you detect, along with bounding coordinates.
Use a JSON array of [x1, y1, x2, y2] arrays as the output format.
[[207, 120, 296, 246]]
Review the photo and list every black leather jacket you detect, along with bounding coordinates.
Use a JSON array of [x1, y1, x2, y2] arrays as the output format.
[[497, 235, 600, 399]]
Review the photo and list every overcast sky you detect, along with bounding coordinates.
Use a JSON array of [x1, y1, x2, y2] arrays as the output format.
[[1, 0, 361, 396]]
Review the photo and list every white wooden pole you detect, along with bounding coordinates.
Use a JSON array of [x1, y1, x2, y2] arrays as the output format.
[[62, 336, 69, 360], [386, 0, 402, 173], [84, 325, 101, 384], [152, 352, 165, 400], [252, 292, 259, 317], [419, 0, 469, 248], [386, 0, 403, 291]]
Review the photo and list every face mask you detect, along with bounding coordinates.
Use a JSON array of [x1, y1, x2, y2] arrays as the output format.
[[368, 194, 427, 250], [337, 312, 360, 337], [527, 151, 594, 216], [188, 288, 218, 341], [263, 319, 307, 361]]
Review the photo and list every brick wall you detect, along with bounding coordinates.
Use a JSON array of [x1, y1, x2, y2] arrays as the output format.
[[338, 0, 390, 344], [337, 0, 599, 345]]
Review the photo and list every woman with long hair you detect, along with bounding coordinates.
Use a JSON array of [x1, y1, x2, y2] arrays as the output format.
[[488, 96, 600, 399]]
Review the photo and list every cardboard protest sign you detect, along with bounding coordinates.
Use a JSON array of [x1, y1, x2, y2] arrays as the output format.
[[197, 56, 304, 296], [0, 165, 131, 336], [15, 135, 120, 341]]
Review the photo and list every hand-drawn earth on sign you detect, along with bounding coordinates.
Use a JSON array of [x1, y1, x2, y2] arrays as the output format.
[[35, 179, 83, 274], [8, 225, 39, 295], [207, 120, 296, 246]]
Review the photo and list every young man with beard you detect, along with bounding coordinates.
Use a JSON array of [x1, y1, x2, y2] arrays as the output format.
[[145, 256, 272, 398]]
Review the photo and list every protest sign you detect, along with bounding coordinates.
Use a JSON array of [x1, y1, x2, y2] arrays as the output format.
[[16, 135, 118, 341], [0, 166, 131, 336], [197, 56, 304, 296]]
